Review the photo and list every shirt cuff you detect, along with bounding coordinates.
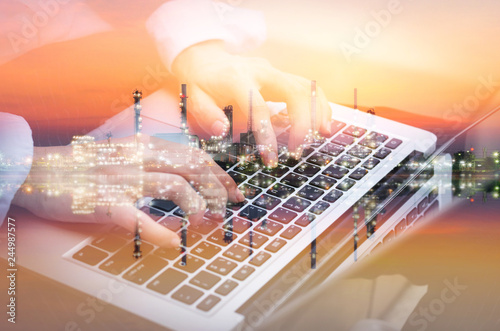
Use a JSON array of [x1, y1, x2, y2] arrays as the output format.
[[146, 0, 266, 72], [0, 113, 33, 223]]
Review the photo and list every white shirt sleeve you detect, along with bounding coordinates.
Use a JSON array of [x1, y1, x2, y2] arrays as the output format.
[[146, 0, 266, 72], [0, 113, 33, 224]]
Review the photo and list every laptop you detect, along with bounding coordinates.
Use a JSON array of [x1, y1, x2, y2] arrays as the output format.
[[1, 102, 449, 330]]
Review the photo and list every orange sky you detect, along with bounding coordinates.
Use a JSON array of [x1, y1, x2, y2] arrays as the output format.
[[0, 0, 499, 145]]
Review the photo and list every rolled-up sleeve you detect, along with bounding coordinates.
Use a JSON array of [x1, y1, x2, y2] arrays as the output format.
[[0, 113, 33, 223]]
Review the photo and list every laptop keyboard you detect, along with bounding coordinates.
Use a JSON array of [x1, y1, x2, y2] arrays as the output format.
[[69, 119, 406, 313]]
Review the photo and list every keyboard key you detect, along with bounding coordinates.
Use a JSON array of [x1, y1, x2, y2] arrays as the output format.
[[301, 147, 315, 157], [224, 217, 251, 234], [148, 199, 176, 212], [281, 173, 308, 188], [99, 242, 154, 275], [190, 271, 221, 290], [335, 155, 361, 169], [267, 183, 295, 199], [147, 268, 187, 295], [323, 120, 346, 138], [154, 246, 181, 260], [310, 201, 330, 215], [253, 194, 281, 210], [309, 137, 326, 148], [307, 153, 333, 167], [208, 229, 238, 247], [359, 132, 388, 149], [395, 218, 407, 236], [295, 213, 316, 227], [207, 257, 237, 276], [268, 207, 298, 224], [181, 231, 202, 247], [238, 232, 269, 249], [366, 131, 388, 142], [223, 244, 252, 262], [92, 235, 127, 253], [174, 255, 205, 273], [319, 143, 344, 157], [280, 225, 302, 240], [310, 175, 337, 190], [159, 216, 183, 232], [73, 246, 108, 266], [239, 184, 262, 199], [407, 207, 418, 223], [232, 265, 255, 281], [172, 285, 203, 305], [204, 208, 232, 222], [248, 173, 275, 189], [228, 171, 248, 185], [197, 295, 221, 312], [249, 251, 272, 267], [262, 164, 289, 178], [323, 190, 343, 203], [349, 168, 368, 180], [323, 165, 349, 179], [283, 196, 311, 212], [254, 220, 283, 236], [123, 255, 168, 285], [188, 219, 218, 235], [279, 154, 300, 167], [294, 163, 320, 177], [265, 238, 287, 253], [343, 125, 367, 138], [332, 133, 355, 146], [238, 205, 267, 221], [362, 157, 380, 170], [348, 145, 372, 159], [173, 208, 187, 218], [385, 138, 402, 149], [215, 280, 238, 296], [192, 241, 222, 260], [226, 200, 248, 212], [336, 178, 357, 191], [297, 185, 324, 201], [139, 206, 167, 222], [234, 163, 260, 175], [374, 148, 391, 159]]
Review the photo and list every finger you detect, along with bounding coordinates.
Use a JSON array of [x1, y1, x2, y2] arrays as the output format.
[[189, 85, 230, 137], [230, 84, 278, 167], [142, 173, 207, 224], [96, 205, 181, 248], [145, 140, 245, 203], [200, 153, 246, 202], [147, 160, 229, 216]]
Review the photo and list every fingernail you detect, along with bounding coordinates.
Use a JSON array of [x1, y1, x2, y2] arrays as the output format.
[[211, 120, 225, 136], [171, 236, 181, 248]]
